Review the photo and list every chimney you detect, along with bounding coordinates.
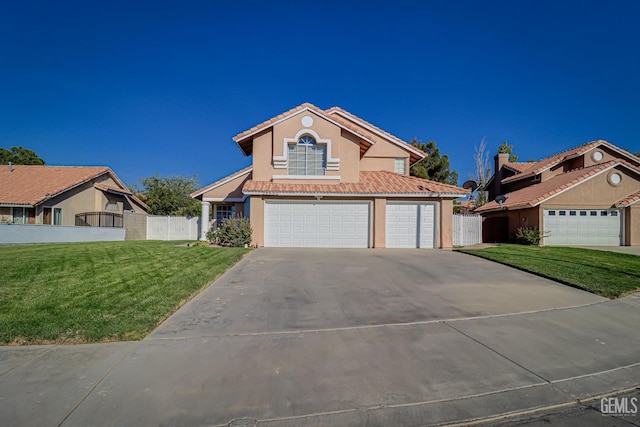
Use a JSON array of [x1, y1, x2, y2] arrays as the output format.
[[493, 153, 509, 199], [8, 161, 13, 172]]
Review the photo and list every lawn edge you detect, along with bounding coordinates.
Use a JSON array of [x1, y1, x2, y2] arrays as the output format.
[[151, 249, 254, 330], [455, 248, 613, 299]]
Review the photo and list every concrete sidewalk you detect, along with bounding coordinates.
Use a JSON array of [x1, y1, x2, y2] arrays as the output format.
[[1, 249, 639, 426]]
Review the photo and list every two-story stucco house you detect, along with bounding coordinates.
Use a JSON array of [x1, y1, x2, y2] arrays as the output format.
[[476, 140, 640, 246], [192, 103, 468, 248]]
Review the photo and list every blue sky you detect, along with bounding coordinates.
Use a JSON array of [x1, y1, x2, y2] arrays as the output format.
[[1, 1, 639, 188]]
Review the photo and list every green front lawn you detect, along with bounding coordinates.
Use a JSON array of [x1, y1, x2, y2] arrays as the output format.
[[0, 241, 249, 345], [458, 245, 640, 298]]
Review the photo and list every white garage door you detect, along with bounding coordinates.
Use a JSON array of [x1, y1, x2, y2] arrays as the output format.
[[386, 203, 436, 248], [543, 209, 622, 246], [264, 201, 370, 248]]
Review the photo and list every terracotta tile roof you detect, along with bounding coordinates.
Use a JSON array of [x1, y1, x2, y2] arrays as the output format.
[[233, 103, 319, 142], [616, 190, 640, 207], [502, 162, 533, 174], [476, 161, 621, 212], [0, 165, 112, 206], [243, 170, 468, 197], [500, 140, 639, 184], [190, 166, 253, 198]]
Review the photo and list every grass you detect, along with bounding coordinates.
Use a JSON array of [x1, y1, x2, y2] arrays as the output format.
[[458, 244, 640, 299], [0, 241, 250, 345]]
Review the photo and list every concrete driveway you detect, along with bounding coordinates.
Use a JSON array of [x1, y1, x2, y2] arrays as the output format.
[[2, 249, 639, 426]]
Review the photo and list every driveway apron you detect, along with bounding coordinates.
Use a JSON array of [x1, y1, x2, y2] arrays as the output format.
[[2, 249, 639, 426]]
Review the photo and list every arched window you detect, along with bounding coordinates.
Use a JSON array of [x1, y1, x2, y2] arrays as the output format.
[[288, 135, 326, 175]]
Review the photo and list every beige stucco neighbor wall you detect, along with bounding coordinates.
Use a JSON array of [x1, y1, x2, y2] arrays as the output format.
[[625, 205, 640, 246], [33, 176, 145, 226], [543, 166, 640, 208], [43, 181, 97, 226]]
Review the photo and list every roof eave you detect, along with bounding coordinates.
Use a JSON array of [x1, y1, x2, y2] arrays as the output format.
[[243, 191, 468, 198], [190, 167, 253, 199]]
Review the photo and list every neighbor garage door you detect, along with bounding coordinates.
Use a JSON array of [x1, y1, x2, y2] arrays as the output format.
[[386, 203, 436, 248], [264, 201, 370, 248], [543, 208, 622, 246]]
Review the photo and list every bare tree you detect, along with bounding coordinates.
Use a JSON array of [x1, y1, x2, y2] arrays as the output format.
[[472, 138, 492, 206]]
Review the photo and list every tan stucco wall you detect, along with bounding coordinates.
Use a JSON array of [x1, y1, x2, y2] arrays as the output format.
[[439, 199, 452, 249], [201, 173, 250, 200], [43, 181, 97, 226], [626, 205, 640, 246], [543, 166, 640, 208], [251, 112, 362, 183], [252, 130, 274, 181], [373, 198, 386, 248], [249, 196, 264, 247], [361, 137, 409, 173], [583, 146, 626, 168]]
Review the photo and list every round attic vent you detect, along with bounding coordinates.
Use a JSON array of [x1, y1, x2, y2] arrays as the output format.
[[592, 150, 604, 161], [301, 115, 314, 127], [608, 172, 622, 186]]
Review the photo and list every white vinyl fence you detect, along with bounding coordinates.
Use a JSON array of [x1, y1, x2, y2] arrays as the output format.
[[0, 223, 125, 244], [453, 214, 482, 246], [146, 216, 200, 240]]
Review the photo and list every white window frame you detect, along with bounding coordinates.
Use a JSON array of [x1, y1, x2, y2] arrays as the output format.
[[12, 207, 25, 224], [273, 128, 339, 171], [53, 208, 63, 225], [215, 205, 235, 225], [395, 158, 406, 174], [287, 135, 327, 176]]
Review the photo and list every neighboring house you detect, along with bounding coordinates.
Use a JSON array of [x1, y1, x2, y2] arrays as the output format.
[[192, 103, 468, 248], [0, 164, 147, 227], [476, 140, 640, 246]]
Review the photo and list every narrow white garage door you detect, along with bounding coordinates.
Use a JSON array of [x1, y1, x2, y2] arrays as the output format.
[[544, 209, 622, 246], [264, 201, 370, 248], [386, 203, 436, 248]]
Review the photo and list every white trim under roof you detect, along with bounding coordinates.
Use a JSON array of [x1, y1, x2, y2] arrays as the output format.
[[191, 167, 252, 199], [328, 109, 426, 161]]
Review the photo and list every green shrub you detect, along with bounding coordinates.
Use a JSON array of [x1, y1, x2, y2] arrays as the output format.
[[516, 226, 543, 245], [208, 217, 252, 247]]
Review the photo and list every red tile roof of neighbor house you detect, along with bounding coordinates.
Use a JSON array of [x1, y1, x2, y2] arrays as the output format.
[[0, 165, 113, 206], [243, 170, 468, 196], [500, 140, 640, 184], [476, 160, 640, 212]]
